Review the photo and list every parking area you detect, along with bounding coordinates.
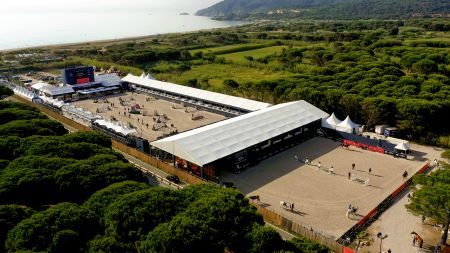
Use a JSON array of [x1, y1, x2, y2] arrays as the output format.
[[221, 137, 425, 239]]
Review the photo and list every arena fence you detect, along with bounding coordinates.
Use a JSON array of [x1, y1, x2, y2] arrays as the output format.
[[337, 162, 430, 245], [253, 204, 344, 253]]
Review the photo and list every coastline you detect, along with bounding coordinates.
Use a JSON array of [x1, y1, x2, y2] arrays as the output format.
[[0, 22, 250, 53], [0, 13, 251, 53]]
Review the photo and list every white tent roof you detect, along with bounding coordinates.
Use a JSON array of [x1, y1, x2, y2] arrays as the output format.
[[327, 113, 342, 126], [31, 82, 49, 90], [95, 73, 122, 87], [395, 142, 409, 151], [322, 112, 342, 129], [42, 85, 74, 96], [13, 86, 38, 101], [94, 119, 136, 136], [336, 116, 359, 133], [123, 74, 271, 112], [151, 100, 329, 166]]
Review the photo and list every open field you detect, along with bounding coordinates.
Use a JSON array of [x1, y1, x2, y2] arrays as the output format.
[[189, 43, 270, 55], [221, 46, 287, 63], [71, 92, 226, 141], [221, 137, 425, 239], [156, 63, 292, 90]]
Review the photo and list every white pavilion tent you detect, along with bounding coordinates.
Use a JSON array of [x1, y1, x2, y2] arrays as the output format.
[[322, 112, 342, 129], [336, 116, 359, 134]]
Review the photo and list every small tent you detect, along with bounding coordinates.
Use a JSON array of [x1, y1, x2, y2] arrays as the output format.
[[139, 72, 146, 78], [322, 112, 342, 129], [336, 116, 359, 134], [394, 142, 409, 151]]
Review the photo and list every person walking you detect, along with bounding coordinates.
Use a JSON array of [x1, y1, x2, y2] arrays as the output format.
[[329, 166, 334, 174], [368, 168, 372, 174], [318, 162, 322, 170], [291, 203, 294, 211], [352, 163, 355, 170], [348, 172, 351, 180]]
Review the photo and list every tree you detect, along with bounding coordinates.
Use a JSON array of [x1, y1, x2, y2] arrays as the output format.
[[245, 225, 284, 253], [6, 203, 99, 252], [0, 205, 34, 253], [412, 59, 438, 74], [103, 188, 183, 243], [83, 181, 150, 217], [138, 187, 263, 253], [0, 86, 13, 97], [223, 79, 239, 89], [389, 27, 399, 36], [406, 167, 450, 245]]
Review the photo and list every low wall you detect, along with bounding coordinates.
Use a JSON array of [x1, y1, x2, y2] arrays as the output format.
[[253, 204, 344, 253]]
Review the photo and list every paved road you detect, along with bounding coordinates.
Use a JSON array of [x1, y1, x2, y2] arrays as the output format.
[[115, 149, 187, 189]]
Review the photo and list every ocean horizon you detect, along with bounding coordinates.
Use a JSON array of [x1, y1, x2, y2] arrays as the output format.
[[0, 11, 244, 51]]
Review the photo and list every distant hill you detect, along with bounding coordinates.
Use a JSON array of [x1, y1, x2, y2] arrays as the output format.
[[196, 0, 450, 19]]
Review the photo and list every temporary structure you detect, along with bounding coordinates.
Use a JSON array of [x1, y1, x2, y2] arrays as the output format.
[[336, 116, 359, 134], [322, 112, 342, 129], [394, 142, 409, 151]]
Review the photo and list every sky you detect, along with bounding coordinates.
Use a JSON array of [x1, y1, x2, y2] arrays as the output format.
[[0, 0, 223, 13]]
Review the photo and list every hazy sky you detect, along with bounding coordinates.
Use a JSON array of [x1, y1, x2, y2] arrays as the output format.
[[1, 0, 222, 13]]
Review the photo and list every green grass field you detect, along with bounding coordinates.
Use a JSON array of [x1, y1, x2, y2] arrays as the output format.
[[155, 63, 291, 90], [189, 43, 270, 55], [220, 46, 288, 63]]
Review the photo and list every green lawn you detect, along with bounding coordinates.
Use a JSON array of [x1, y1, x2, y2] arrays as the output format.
[[220, 46, 288, 63]]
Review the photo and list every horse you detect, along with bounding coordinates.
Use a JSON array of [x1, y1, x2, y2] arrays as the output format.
[[410, 231, 423, 248], [346, 206, 358, 218], [249, 195, 260, 203], [280, 201, 289, 210]]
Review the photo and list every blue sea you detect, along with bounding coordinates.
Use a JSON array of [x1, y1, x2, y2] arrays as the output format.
[[0, 11, 244, 51]]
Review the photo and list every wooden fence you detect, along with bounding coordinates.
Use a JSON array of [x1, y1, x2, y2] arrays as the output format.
[[254, 204, 344, 253], [111, 139, 207, 185]]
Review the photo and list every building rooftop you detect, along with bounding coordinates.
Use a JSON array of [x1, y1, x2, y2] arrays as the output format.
[[151, 100, 329, 166], [122, 74, 271, 112]]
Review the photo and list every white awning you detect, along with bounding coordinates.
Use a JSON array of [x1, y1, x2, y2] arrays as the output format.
[[122, 74, 271, 112], [151, 100, 329, 166], [94, 119, 136, 136]]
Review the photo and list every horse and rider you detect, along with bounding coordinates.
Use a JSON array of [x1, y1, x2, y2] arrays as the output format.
[[346, 204, 358, 218]]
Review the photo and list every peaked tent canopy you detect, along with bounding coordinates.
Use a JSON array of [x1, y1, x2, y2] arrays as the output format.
[[322, 112, 342, 129], [394, 142, 409, 151], [151, 100, 329, 167], [336, 116, 359, 134]]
